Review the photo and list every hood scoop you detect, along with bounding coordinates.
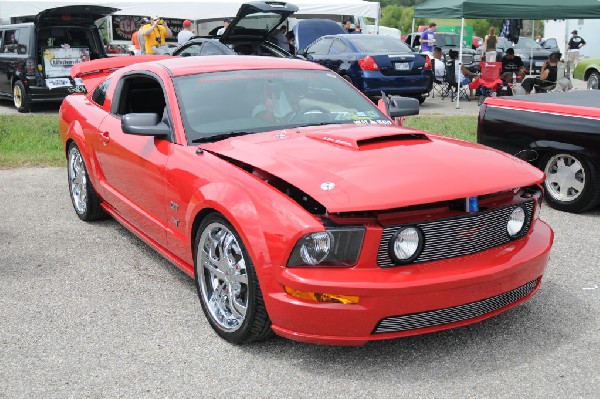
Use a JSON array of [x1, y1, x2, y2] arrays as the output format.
[[306, 130, 429, 150]]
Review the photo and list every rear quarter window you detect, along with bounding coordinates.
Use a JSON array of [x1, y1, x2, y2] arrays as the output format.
[[92, 78, 111, 106]]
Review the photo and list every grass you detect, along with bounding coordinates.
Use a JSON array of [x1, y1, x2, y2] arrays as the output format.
[[0, 115, 64, 168], [403, 115, 477, 142], [0, 114, 477, 169]]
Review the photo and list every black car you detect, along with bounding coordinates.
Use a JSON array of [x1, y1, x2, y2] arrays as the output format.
[[404, 31, 481, 72], [0, 5, 116, 112], [173, 1, 296, 58], [478, 91, 600, 213], [171, 38, 236, 57]]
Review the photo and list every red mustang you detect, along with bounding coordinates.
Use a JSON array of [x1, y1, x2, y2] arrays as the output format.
[[59, 55, 553, 346]]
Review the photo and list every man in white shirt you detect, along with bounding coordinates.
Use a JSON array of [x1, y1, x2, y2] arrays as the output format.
[[432, 47, 445, 80], [177, 20, 195, 44], [216, 18, 232, 36]]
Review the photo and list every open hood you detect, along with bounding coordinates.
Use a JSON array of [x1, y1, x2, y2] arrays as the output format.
[[220, 1, 298, 42], [202, 125, 544, 213], [35, 5, 119, 28]]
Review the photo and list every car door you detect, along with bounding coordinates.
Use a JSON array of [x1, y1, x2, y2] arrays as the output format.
[[93, 72, 173, 247], [326, 38, 349, 72]]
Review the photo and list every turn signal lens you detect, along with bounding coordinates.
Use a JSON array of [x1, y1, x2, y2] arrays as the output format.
[[284, 286, 359, 304], [358, 56, 380, 71]]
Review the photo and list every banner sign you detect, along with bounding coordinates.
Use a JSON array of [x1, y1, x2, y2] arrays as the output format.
[[42, 46, 90, 78], [112, 15, 186, 43]]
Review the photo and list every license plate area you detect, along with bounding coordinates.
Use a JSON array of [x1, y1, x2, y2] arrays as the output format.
[[394, 62, 410, 71]]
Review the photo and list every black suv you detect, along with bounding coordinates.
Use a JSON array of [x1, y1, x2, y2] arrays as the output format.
[[405, 31, 481, 72], [0, 5, 116, 112]]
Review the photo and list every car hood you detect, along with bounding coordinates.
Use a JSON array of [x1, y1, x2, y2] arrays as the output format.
[[515, 49, 550, 58], [35, 5, 119, 28], [221, 1, 299, 42], [202, 124, 544, 213]]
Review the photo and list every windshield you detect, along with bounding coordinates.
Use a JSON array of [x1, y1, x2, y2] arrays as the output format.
[[351, 35, 412, 53], [513, 37, 542, 50], [173, 69, 389, 144], [435, 34, 460, 47]]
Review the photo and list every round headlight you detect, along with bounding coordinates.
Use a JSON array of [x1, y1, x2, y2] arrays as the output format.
[[507, 206, 526, 237], [390, 227, 423, 263], [299, 232, 332, 265]]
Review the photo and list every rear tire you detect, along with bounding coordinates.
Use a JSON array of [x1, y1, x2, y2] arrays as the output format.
[[587, 71, 599, 90], [540, 152, 600, 213], [13, 81, 30, 113]]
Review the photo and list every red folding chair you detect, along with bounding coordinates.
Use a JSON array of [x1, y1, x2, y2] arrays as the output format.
[[470, 61, 504, 105]]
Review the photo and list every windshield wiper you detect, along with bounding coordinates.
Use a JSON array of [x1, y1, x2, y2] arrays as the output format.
[[192, 131, 254, 143]]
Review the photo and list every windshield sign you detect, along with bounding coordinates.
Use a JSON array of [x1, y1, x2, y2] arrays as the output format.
[[174, 69, 389, 144]]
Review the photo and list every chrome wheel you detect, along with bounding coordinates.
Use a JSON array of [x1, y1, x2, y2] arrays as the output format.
[[13, 83, 23, 109], [197, 222, 248, 332], [68, 146, 88, 215], [588, 72, 599, 90], [544, 153, 585, 203]]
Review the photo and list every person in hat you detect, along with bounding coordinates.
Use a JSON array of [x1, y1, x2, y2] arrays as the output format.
[[217, 18, 232, 36], [177, 20, 195, 44], [142, 15, 173, 54], [567, 30, 586, 70]]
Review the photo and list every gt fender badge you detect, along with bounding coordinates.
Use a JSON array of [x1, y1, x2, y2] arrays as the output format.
[[321, 182, 335, 191]]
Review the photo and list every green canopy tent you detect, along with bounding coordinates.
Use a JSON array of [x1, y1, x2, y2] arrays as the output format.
[[414, 0, 600, 107], [414, 0, 600, 20]]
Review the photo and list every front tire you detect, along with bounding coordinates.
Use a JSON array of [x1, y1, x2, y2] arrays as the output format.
[[67, 143, 104, 221], [540, 152, 600, 212], [588, 71, 599, 90], [194, 213, 272, 344], [13, 81, 30, 113]]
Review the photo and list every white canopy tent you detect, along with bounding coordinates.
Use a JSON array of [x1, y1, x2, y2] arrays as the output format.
[[0, 0, 380, 21]]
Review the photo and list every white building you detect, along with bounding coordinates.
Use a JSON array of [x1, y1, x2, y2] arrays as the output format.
[[544, 19, 600, 59]]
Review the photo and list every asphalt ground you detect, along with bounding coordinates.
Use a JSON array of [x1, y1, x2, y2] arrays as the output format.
[[0, 167, 599, 398]]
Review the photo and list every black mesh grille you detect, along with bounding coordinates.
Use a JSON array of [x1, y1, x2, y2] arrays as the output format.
[[377, 201, 534, 267], [373, 279, 538, 334]]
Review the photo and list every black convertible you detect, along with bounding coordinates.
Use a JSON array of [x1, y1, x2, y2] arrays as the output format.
[[478, 91, 600, 213]]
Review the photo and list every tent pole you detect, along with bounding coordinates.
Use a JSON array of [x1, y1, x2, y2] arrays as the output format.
[[411, 17, 415, 36], [530, 20, 534, 76], [376, 2, 380, 34], [456, 18, 464, 109]]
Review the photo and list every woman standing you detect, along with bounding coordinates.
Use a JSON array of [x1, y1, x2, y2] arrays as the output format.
[[483, 27, 497, 62]]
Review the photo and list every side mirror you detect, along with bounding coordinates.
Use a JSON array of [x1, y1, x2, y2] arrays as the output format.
[[121, 113, 170, 137], [388, 96, 420, 118]]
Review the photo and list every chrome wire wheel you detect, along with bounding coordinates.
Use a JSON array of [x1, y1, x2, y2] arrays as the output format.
[[13, 83, 23, 109], [197, 222, 249, 332], [68, 146, 88, 215], [544, 153, 585, 203]]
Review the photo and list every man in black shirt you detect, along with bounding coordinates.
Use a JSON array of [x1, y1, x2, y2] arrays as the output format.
[[500, 48, 525, 82], [567, 30, 586, 70]]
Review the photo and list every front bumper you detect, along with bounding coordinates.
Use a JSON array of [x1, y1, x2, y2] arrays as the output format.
[[266, 220, 553, 346]]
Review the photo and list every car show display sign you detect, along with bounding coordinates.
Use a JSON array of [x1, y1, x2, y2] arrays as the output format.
[[43, 46, 90, 83], [112, 15, 185, 43]]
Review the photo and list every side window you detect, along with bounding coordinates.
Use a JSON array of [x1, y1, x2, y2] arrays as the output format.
[[91, 78, 111, 106], [2, 30, 18, 54], [200, 42, 228, 56], [0, 30, 4, 50], [329, 39, 347, 55], [17, 28, 29, 54], [306, 38, 334, 55], [179, 43, 203, 56]]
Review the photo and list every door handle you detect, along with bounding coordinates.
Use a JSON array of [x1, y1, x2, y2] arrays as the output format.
[[100, 131, 110, 144]]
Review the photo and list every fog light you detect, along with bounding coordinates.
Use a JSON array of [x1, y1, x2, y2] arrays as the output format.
[[284, 286, 359, 304], [390, 226, 423, 263], [299, 232, 332, 265], [507, 206, 526, 237]]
